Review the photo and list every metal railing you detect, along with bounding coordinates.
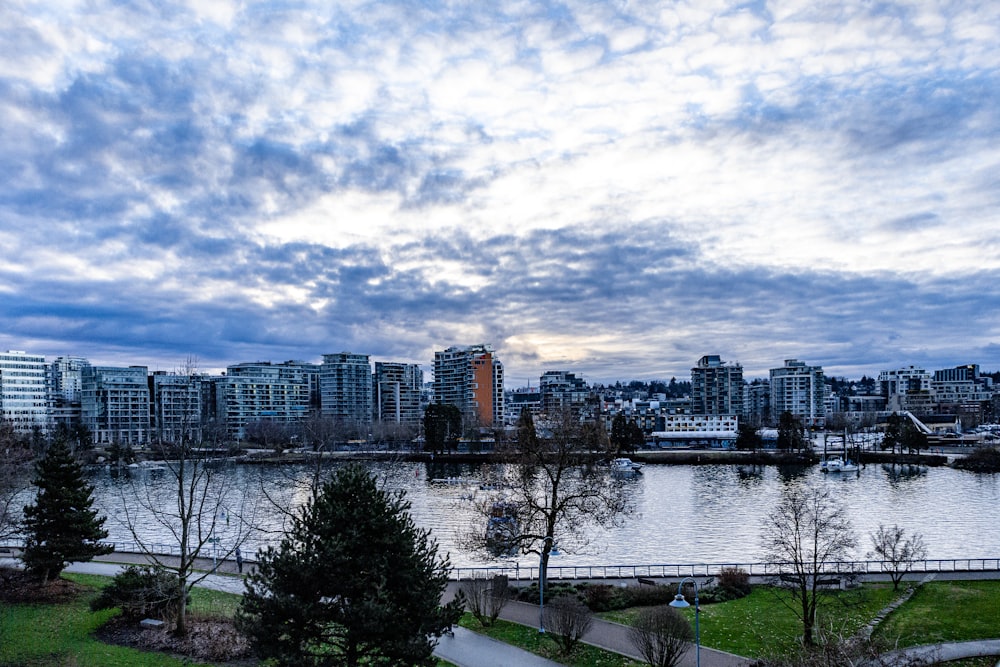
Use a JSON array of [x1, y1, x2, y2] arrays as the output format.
[[2, 541, 997, 583], [451, 557, 1000, 581]]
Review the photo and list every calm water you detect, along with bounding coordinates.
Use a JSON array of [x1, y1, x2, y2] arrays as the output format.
[[87, 460, 1000, 569]]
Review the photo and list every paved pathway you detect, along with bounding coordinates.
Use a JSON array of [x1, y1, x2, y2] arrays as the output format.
[[435, 626, 563, 667], [463, 592, 750, 667], [7, 551, 1000, 667]]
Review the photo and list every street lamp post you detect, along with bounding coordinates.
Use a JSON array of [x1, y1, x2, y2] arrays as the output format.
[[669, 576, 701, 667], [538, 535, 554, 633]]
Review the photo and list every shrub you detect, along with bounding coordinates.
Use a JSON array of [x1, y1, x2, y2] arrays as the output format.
[[952, 447, 1000, 472], [460, 574, 510, 626], [580, 583, 621, 612], [545, 596, 594, 656], [628, 605, 693, 667], [717, 566, 750, 594], [90, 565, 186, 622], [517, 581, 577, 603], [621, 583, 679, 609]]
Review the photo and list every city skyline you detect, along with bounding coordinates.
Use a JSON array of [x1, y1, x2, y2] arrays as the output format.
[[2, 1, 999, 387]]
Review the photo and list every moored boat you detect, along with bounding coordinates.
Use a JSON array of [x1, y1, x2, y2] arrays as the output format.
[[610, 457, 643, 474], [821, 456, 859, 473]]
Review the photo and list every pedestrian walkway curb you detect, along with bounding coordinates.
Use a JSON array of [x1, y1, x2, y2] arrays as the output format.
[[858, 573, 937, 640]]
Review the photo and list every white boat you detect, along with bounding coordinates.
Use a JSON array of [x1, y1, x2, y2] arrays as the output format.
[[610, 457, 643, 474], [821, 457, 859, 473], [486, 502, 519, 556]]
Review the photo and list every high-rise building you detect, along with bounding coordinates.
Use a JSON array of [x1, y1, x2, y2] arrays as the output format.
[[743, 379, 770, 424], [690, 355, 744, 416], [50, 355, 88, 404], [539, 370, 590, 416], [150, 372, 203, 443], [81, 365, 150, 445], [320, 353, 373, 428], [433, 344, 504, 426], [770, 359, 825, 426], [227, 360, 321, 411], [373, 362, 423, 426], [0, 350, 51, 434]]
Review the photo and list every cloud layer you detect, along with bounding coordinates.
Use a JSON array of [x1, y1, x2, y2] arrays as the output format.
[[2, 0, 999, 383]]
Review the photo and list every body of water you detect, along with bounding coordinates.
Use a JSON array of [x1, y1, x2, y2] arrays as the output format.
[[87, 459, 1000, 569]]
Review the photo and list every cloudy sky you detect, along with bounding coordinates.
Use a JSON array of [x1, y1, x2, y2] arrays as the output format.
[[2, 0, 999, 386]]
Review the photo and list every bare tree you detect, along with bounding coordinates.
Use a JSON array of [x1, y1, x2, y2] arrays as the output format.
[[546, 596, 593, 656], [867, 524, 927, 591], [0, 423, 33, 543], [761, 486, 857, 646], [117, 443, 259, 634], [115, 361, 260, 635], [628, 605, 693, 667], [463, 409, 632, 607], [459, 573, 510, 627]]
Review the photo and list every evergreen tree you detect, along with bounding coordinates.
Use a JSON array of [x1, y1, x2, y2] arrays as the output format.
[[609, 413, 628, 455], [776, 412, 806, 452], [735, 423, 763, 452], [515, 407, 538, 450], [423, 403, 462, 454], [625, 419, 645, 453], [237, 465, 462, 667], [21, 439, 112, 582]]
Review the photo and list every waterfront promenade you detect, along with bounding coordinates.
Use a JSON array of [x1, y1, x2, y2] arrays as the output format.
[[4, 549, 1000, 666]]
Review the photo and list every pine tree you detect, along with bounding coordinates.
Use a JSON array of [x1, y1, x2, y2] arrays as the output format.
[[21, 439, 112, 582], [237, 465, 462, 667]]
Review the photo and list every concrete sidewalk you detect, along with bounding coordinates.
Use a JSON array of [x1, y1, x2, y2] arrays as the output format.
[[491, 597, 749, 667], [435, 626, 564, 667]]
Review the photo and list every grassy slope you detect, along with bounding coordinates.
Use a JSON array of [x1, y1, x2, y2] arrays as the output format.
[[0, 572, 457, 667], [0, 576, 218, 667], [875, 580, 1000, 646]]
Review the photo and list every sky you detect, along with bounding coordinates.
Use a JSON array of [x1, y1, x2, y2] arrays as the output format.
[[1, 0, 999, 386]]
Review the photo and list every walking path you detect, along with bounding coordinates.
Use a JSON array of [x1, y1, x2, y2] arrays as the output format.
[[489, 596, 748, 667], [6, 551, 1000, 667]]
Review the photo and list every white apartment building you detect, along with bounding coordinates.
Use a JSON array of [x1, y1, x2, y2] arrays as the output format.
[[216, 362, 315, 439], [81, 365, 150, 445], [151, 372, 203, 443], [373, 362, 423, 426], [50, 355, 89, 404], [320, 353, 373, 428], [770, 359, 826, 427], [691, 355, 744, 416], [0, 350, 51, 434]]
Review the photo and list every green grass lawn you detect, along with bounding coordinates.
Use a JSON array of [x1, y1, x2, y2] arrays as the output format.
[[0, 573, 222, 667], [459, 613, 645, 667], [0, 572, 459, 667], [875, 580, 1000, 647], [598, 584, 899, 658]]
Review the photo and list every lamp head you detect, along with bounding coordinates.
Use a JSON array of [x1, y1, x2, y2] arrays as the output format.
[[669, 593, 690, 608]]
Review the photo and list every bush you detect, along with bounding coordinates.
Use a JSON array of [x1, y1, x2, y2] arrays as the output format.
[[580, 583, 622, 612], [699, 567, 752, 603], [90, 565, 187, 622], [460, 574, 510, 627], [952, 447, 1000, 472], [621, 583, 679, 609], [628, 605, 693, 667], [545, 596, 593, 656]]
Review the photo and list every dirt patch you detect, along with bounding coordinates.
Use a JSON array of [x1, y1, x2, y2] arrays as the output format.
[[95, 615, 254, 665], [0, 567, 86, 603]]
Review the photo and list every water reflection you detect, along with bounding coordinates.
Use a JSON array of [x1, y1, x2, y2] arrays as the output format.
[[85, 460, 1000, 568]]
